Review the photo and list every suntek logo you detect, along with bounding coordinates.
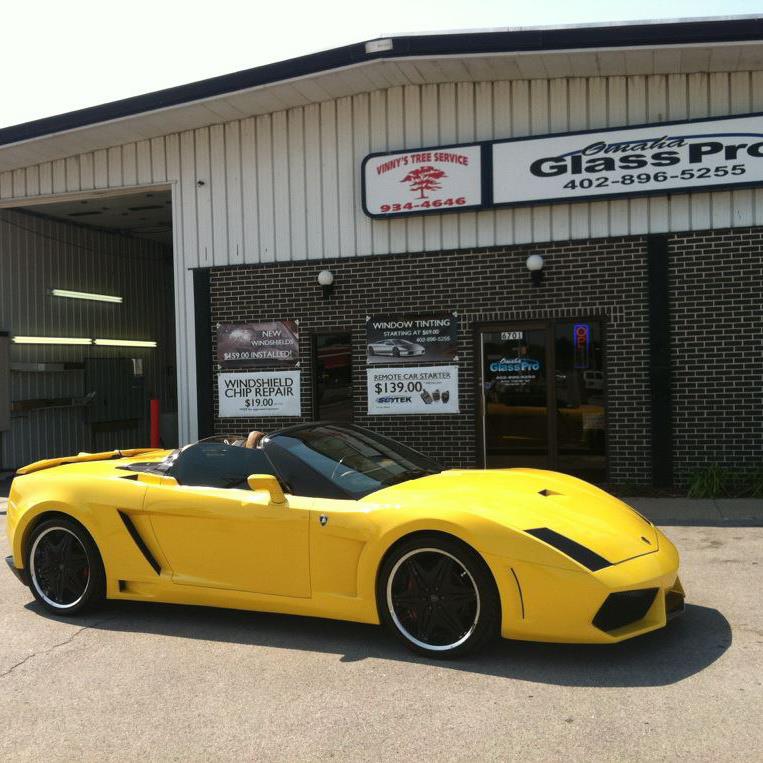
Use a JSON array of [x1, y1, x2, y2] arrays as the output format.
[[530, 135, 763, 177], [377, 395, 412, 404]]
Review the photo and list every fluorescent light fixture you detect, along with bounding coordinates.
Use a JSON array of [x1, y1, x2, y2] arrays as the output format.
[[94, 339, 157, 348], [12, 336, 92, 345], [50, 289, 123, 303]]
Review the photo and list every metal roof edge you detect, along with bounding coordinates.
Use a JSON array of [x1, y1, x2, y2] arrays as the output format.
[[2, 16, 763, 148]]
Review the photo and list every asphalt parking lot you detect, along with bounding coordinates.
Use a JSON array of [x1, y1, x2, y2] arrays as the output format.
[[1, 502, 761, 761]]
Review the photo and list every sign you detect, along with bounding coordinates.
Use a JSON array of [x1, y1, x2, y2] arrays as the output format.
[[362, 113, 763, 216], [573, 323, 591, 369], [362, 145, 482, 218], [492, 113, 763, 206], [367, 366, 459, 415], [217, 321, 299, 368], [366, 313, 459, 364], [218, 371, 301, 417]]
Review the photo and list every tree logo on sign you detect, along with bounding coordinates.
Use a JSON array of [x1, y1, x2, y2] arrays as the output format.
[[401, 165, 447, 199]]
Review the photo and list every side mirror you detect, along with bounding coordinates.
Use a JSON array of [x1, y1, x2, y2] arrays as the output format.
[[246, 474, 286, 504]]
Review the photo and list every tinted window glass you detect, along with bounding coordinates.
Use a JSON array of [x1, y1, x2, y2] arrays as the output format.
[[169, 441, 277, 489], [314, 332, 353, 422], [264, 424, 441, 499]]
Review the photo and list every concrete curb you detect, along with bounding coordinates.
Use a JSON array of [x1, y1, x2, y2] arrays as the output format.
[[627, 497, 763, 526]]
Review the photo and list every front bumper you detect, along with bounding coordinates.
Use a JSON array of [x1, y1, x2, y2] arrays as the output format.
[[5, 555, 28, 586], [493, 531, 684, 644]]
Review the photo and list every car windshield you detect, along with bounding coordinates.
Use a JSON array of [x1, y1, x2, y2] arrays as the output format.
[[263, 423, 442, 499]]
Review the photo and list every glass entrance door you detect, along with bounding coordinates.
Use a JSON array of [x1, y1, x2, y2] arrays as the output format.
[[480, 320, 607, 481], [481, 325, 549, 469]]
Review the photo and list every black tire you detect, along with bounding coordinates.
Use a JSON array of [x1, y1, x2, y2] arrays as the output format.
[[392, 347, 400, 357], [26, 517, 106, 616], [368, 345, 375, 356], [377, 534, 500, 658]]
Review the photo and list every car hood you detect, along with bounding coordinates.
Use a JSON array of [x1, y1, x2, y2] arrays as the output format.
[[368, 468, 657, 565]]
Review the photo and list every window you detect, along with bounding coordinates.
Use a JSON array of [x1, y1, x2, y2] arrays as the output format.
[[168, 440, 278, 489], [264, 423, 441, 499], [313, 332, 353, 422]]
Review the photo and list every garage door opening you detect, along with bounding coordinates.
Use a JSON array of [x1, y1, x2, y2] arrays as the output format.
[[0, 189, 177, 471]]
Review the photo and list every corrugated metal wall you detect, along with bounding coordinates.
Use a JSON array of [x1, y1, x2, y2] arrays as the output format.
[[1, 71, 761, 442], [0, 208, 175, 467]]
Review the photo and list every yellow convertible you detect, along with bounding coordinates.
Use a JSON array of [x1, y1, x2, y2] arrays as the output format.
[[5, 423, 684, 658]]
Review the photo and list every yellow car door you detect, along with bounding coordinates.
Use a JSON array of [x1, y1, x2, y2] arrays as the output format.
[[143, 481, 311, 598]]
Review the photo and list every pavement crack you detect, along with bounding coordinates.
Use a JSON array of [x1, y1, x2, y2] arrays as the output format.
[[0, 614, 117, 680]]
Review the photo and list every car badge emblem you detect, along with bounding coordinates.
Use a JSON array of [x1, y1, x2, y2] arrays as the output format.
[[319, 515, 328, 527]]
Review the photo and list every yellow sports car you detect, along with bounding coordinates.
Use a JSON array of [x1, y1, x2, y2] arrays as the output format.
[[5, 423, 684, 658]]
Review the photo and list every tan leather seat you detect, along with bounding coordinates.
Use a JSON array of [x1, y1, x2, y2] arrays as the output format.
[[245, 430, 266, 449]]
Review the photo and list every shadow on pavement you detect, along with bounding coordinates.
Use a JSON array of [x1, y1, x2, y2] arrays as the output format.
[[25, 599, 730, 688]]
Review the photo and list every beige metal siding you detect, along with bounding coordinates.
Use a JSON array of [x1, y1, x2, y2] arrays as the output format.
[[1, 71, 761, 442]]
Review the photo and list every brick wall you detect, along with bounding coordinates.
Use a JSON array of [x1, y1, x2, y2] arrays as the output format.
[[668, 227, 762, 484], [210, 235, 652, 484]]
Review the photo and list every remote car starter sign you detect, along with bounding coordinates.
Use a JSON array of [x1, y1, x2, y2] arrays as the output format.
[[367, 366, 459, 415]]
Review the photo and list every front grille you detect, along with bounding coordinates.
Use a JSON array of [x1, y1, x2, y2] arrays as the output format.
[[593, 588, 659, 632]]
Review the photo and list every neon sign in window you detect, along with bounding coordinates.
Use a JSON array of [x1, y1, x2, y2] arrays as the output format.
[[573, 323, 591, 369]]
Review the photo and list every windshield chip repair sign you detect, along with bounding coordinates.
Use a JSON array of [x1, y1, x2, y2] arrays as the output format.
[[367, 366, 459, 415], [362, 145, 482, 218], [366, 313, 459, 364], [217, 321, 299, 368], [218, 371, 301, 417]]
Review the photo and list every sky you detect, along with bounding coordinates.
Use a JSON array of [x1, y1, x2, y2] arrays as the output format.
[[1, 0, 761, 129]]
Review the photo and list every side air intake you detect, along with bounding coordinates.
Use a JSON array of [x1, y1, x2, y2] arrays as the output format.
[[118, 511, 161, 575]]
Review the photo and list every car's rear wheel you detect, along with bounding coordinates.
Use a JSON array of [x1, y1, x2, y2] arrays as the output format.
[[26, 518, 106, 616], [378, 535, 499, 658]]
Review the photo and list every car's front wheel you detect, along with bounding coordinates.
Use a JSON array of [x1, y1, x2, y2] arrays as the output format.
[[378, 535, 500, 658], [26, 518, 106, 616]]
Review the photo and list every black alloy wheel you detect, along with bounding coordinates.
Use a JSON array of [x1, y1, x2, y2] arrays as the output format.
[[378, 535, 500, 658], [27, 518, 106, 615]]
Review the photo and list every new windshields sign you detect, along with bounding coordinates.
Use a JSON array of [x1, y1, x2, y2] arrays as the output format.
[[362, 113, 763, 217]]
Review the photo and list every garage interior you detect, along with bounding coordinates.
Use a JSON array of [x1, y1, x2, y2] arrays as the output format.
[[0, 189, 177, 473]]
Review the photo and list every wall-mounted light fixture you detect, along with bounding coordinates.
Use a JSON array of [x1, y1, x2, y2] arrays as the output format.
[[50, 289, 123, 304], [526, 254, 545, 287], [317, 270, 335, 299], [12, 336, 92, 345], [94, 339, 157, 348]]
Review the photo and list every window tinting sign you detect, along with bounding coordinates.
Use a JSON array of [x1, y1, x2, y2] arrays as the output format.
[[573, 323, 591, 369], [366, 313, 459, 364]]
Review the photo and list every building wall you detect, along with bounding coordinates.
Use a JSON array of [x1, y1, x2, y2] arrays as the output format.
[[668, 227, 763, 483], [2, 71, 762, 442], [210, 226, 762, 486], [0, 208, 175, 467], [210, 236, 652, 483]]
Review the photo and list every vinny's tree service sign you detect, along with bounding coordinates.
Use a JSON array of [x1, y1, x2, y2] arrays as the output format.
[[217, 321, 299, 368], [363, 113, 763, 215], [362, 146, 482, 217]]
